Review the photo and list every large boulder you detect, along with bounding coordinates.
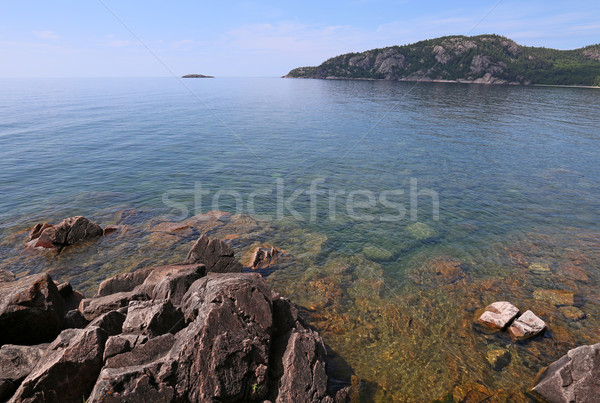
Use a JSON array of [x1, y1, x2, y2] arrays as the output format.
[[531, 342, 600, 402], [184, 235, 243, 273], [176, 273, 273, 401], [136, 264, 206, 306], [9, 326, 108, 403], [28, 216, 104, 248], [0, 273, 65, 345]]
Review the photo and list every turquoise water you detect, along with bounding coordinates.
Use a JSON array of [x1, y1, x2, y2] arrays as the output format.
[[1, 77, 600, 400]]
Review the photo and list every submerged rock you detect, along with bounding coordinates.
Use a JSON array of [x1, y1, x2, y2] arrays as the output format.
[[508, 310, 546, 340], [486, 348, 511, 371], [477, 301, 519, 330], [531, 342, 600, 402], [533, 288, 575, 306]]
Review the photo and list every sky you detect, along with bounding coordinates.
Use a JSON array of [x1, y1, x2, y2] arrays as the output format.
[[1, 0, 599, 77]]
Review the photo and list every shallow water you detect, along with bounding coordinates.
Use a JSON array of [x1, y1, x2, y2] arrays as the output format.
[[1, 77, 599, 400]]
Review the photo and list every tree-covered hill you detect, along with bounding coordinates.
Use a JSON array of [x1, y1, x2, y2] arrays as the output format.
[[285, 35, 600, 86]]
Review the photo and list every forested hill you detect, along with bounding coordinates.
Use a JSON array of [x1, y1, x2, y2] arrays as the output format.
[[285, 35, 600, 86]]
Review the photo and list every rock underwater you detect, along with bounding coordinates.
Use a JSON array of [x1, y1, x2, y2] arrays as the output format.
[[0, 235, 348, 403]]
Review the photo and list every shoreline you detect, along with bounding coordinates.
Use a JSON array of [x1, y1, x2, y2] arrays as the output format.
[[283, 75, 600, 89]]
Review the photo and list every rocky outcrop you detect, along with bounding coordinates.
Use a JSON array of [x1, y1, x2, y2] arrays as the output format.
[[285, 34, 600, 86], [0, 273, 65, 345], [1, 236, 344, 402], [531, 342, 600, 402], [27, 216, 104, 249]]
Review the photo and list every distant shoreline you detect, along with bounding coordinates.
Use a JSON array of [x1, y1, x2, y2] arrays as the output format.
[[283, 76, 600, 89], [182, 74, 214, 78]]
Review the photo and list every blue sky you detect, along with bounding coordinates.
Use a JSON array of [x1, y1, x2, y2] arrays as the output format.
[[1, 0, 599, 77]]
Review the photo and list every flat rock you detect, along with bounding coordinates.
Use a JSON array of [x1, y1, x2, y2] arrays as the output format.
[[531, 342, 600, 402], [9, 326, 108, 403], [122, 299, 184, 338], [508, 310, 546, 340], [0, 273, 65, 345], [533, 289, 575, 306], [79, 290, 148, 321], [559, 306, 585, 321], [96, 266, 156, 296], [477, 301, 519, 330], [184, 235, 243, 273]]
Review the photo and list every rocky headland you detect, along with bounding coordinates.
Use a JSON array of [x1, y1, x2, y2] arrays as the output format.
[[284, 34, 600, 86], [0, 223, 349, 402]]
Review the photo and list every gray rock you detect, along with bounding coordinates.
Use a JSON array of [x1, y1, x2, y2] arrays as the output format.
[[122, 300, 183, 338], [79, 290, 148, 321], [9, 326, 108, 403], [477, 301, 519, 330], [184, 235, 243, 273], [88, 310, 126, 336], [531, 342, 600, 402], [508, 310, 546, 340], [0, 344, 48, 383], [0, 273, 65, 345]]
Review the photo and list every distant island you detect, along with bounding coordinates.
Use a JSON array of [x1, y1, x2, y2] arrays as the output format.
[[284, 34, 600, 86], [182, 74, 214, 78]]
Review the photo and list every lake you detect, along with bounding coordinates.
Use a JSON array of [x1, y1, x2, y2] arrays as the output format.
[[1, 77, 599, 400]]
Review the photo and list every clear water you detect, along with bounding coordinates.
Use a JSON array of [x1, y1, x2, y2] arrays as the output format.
[[1, 77, 599, 401]]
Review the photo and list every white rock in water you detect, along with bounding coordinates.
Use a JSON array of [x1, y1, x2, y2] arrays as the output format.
[[509, 310, 546, 339], [477, 301, 520, 330]]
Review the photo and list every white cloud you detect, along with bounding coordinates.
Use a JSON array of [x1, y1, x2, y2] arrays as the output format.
[[33, 30, 59, 40]]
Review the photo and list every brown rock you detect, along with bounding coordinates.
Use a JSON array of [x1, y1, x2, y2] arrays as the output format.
[[102, 225, 121, 236], [103, 333, 148, 362], [79, 290, 148, 321], [476, 301, 519, 330], [136, 264, 206, 306], [184, 235, 243, 273], [96, 266, 156, 297], [10, 326, 108, 403], [88, 310, 126, 336], [274, 329, 329, 403], [508, 310, 546, 339], [559, 306, 585, 321], [0, 273, 65, 345], [531, 342, 600, 402], [87, 334, 177, 402], [122, 300, 184, 338], [30, 216, 104, 248], [57, 281, 85, 312]]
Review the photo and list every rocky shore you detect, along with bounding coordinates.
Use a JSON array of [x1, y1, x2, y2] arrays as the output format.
[[0, 228, 348, 402]]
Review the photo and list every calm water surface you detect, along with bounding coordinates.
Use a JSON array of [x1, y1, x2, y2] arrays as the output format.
[[1, 77, 599, 401]]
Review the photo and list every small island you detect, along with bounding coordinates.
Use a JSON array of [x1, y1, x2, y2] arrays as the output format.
[[181, 74, 214, 78]]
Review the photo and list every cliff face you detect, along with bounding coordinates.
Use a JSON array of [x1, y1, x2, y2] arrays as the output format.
[[285, 35, 600, 86]]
